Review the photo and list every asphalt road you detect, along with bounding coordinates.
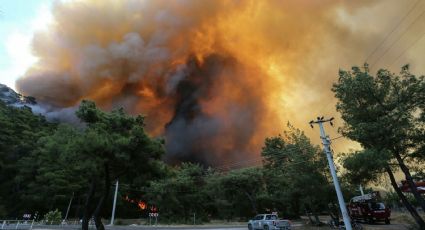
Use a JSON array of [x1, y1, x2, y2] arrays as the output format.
[[30, 226, 248, 230], [11, 222, 408, 230]]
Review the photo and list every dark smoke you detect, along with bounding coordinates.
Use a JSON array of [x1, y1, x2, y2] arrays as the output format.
[[165, 54, 261, 165]]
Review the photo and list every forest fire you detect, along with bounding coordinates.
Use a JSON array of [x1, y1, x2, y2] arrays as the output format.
[[15, 0, 375, 165], [124, 196, 147, 210]]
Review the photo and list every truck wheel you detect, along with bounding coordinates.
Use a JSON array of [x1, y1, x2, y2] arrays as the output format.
[[385, 218, 390, 225], [248, 224, 253, 230], [263, 225, 269, 230]]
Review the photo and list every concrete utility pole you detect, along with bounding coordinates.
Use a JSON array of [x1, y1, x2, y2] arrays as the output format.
[[359, 185, 365, 196], [310, 117, 352, 230], [63, 192, 74, 223], [110, 180, 119, 226]]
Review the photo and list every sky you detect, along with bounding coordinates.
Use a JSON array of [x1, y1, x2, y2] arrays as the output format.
[[0, 0, 53, 89]]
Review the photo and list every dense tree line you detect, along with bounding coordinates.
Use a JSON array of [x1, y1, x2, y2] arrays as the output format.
[[0, 99, 340, 226], [0, 100, 165, 229], [141, 124, 341, 224]]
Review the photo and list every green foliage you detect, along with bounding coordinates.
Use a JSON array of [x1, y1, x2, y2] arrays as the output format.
[[0, 101, 56, 216], [74, 100, 165, 181], [333, 64, 425, 183], [342, 149, 392, 184], [144, 163, 208, 223], [43, 209, 62, 224], [16, 125, 87, 213], [261, 124, 331, 218], [333, 65, 424, 159], [0, 99, 166, 223], [141, 124, 334, 222]]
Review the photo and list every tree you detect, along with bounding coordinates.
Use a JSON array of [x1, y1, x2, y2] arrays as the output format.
[[16, 125, 86, 217], [342, 149, 392, 185], [43, 209, 62, 224], [261, 124, 331, 223], [73, 100, 165, 230], [144, 163, 209, 223], [0, 100, 56, 217], [333, 64, 425, 227], [217, 167, 265, 218]]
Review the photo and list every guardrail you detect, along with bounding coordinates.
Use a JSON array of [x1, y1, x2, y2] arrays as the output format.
[[0, 220, 34, 230], [0, 220, 97, 230]]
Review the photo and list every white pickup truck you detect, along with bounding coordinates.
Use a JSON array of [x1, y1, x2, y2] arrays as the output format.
[[248, 214, 291, 230]]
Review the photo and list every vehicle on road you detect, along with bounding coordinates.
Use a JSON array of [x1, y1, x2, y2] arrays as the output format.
[[347, 192, 390, 224], [248, 214, 291, 230]]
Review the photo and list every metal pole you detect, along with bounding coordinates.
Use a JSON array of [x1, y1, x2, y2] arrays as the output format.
[[110, 180, 119, 226], [311, 117, 352, 230], [64, 192, 74, 223], [30, 218, 35, 230], [193, 213, 195, 225], [359, 185, 365, 196]]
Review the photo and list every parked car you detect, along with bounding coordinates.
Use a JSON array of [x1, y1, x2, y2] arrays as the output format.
[[248, 214, 291, 230], [348, 192, 391, 224]]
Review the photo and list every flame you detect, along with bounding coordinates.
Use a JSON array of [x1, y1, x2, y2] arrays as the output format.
[[138, 201, 147, 210], [124, 196, 147, 210]]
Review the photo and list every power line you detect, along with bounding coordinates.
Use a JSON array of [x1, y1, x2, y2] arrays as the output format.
[[390, 28, 425, 67], [365, 0, 421, 63], [370, 6, 425, 69]]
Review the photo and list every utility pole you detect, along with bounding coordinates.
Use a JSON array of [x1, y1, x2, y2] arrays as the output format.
[[310, 117, 352, 230], [359, 185, 365, 196], [63, 192, 74, 223], [110, 180, 119, 226]]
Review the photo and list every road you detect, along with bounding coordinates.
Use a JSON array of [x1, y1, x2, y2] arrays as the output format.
[[16, 222, 408, 230], [31, 226, 248, 230]]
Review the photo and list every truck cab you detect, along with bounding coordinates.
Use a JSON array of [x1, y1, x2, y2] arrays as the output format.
[[348, 192, 391, 224]]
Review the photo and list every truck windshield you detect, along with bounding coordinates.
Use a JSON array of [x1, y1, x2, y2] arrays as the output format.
[[254, 215, 264, 220], [265, 215, 277, 220], [369, 202, 385, 210]]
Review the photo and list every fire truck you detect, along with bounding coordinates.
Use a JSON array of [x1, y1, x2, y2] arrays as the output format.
[[347, 192, 391, 224], [399, 180, 425, 194]]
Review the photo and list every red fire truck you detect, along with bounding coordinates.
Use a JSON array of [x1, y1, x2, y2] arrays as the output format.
[[399, 180, 425, 194], [347, 192, 391, 224]]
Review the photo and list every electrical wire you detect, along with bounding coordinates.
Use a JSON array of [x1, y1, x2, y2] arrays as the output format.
[[365, 0, 421, 63], [370, 6, 425, 69], [390, 28, 425, 67]]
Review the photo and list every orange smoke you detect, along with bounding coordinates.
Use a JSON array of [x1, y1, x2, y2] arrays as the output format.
[[16, 0, 399, 164]]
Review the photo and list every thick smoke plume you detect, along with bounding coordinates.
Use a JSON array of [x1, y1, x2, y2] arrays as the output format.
[[16, 0, 419, 165]]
